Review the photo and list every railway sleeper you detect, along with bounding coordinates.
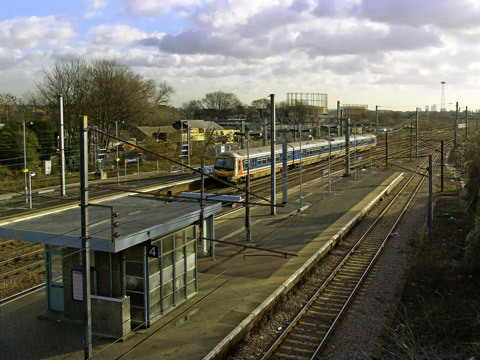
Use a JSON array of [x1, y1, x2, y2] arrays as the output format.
[[316, 293, 350, 302], [322, 287, 353, 296], [288, 332, 318, 341], [273, 350, 311, 360], [277, 344, 316, 355], [308, 307, 342, 318], [297, 320, 331, 331]]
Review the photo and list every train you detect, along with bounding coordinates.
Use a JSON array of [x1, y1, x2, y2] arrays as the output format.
[[213, 134, 377, 183]]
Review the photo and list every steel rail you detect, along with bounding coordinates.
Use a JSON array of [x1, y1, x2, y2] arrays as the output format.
[[311, 152, 439, 358], [261, 153, 436, 360]]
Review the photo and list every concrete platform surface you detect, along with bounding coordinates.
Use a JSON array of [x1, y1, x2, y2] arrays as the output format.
[[0, 169, 403, 360]]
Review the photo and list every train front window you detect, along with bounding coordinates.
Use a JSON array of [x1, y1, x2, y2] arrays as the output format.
[[215, 157, 234, 170]]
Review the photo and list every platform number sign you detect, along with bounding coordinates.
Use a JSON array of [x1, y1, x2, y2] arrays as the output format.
[[147, 244, 159, 258]]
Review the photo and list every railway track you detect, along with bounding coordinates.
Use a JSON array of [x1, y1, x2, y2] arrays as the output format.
[[260, 153, 435, 360]]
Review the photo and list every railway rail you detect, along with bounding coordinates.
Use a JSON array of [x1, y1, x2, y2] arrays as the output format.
[[260, 153, 435, 360]]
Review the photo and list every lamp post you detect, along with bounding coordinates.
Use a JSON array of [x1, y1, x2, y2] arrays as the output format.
[[16, 121, 33, 205], [28, 171, 35, 209], [112, 120, 124, 185], [236, 130, 260, 242]]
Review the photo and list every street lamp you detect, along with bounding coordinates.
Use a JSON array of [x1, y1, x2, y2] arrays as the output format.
[[16, 121, 33, 205], [111, 120, 124, 185], [28, 171, 35, 209], [235, 130, 260, 242]]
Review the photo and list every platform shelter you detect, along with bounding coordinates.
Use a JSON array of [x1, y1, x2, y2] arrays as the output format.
[[0, 195, 221, 338]]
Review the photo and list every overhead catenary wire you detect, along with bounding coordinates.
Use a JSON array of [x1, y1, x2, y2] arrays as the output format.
[[90, 127, 276, 205]]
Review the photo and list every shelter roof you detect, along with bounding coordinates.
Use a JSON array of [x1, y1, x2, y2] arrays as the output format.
[[0, 196, 221, 253]]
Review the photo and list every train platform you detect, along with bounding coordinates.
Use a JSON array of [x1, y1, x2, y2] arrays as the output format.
[[0, 169, 403, 360]]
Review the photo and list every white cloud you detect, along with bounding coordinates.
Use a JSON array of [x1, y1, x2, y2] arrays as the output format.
[[84, 0, 111, 18], [2, 0, 480, 109], [357, 0, 480, 29], [124, 0, 201, 18], [91, 0, 110, 9], [0, 16, 74, 48], [88, 24, 147, 46]]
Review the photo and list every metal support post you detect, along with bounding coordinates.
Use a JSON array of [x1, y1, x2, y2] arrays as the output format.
[[454, 102, 458, 148], [28, 172, 33, 209], [409, 120, 413, 161], [336, 101, 341, 136], [115, 121, 120, 185], [328, 126, 331, 194], [93, 126, 98, 172], [246, 133, 251, 242], [385, 131, 389, 168], [180, 120, 184, 174], [262, 115, 267, 147], [22, 122, 28, 204], [466, 106, 469, 137], [415, 109, 419, 158], [441, 140, 444, 192], [58, 94, 66, 196], [353, 125, 357, 181], [343, 118, 350, 176], [282, 140, 287, 204], [270, 94, 276, 215], [79, 115, 92, 359], [375, 105, 379, 127], [240, 120, 245, 149], [428, 154, 433, 241], [299, 125, 304, 208], [199, 156, 205, 254], [370, 133, 373, 172]]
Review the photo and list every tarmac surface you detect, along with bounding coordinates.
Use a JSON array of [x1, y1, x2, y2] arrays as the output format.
[[0, 168, 403, 360]]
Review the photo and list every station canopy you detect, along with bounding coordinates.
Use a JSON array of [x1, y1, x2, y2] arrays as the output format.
[[0, 195, 221, 253]]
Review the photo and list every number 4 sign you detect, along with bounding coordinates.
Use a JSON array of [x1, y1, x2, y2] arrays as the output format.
[[147, 244, 159, 258]]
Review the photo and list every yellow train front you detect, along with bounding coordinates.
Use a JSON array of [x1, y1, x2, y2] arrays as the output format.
[[213, 134, 376, 184]]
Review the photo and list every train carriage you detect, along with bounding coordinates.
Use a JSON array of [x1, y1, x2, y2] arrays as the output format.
[[214, 134, 376, 183]]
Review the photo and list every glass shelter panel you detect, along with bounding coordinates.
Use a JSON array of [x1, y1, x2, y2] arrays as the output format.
[[146, 225, 197, 322], [124, 245, 147, 326]]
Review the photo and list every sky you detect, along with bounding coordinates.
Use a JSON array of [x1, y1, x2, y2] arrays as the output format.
[[1, 0, 480, 111]]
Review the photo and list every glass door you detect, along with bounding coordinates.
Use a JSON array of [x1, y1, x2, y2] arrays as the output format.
[[46, 247, 64, 312], [123, 246, 147, 327]]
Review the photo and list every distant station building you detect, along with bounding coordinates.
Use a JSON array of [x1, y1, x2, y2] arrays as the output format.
[[0, 195, 221, 338]]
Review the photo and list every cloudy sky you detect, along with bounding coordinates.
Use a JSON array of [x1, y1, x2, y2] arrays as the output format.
[[2, 0, 480, 111]]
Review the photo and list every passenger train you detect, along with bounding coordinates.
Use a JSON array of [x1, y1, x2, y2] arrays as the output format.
[[214, 134, 377, 183]]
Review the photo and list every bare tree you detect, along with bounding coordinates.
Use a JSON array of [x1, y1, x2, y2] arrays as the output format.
[[87, 59, 157, 147], [36, 58, 91, 142], [181, 100, 206, 119], [251, 98, 270, 123], [35, 58, 175, 148], [0, 93, 27, 123], [202, 91, 242, 119], [153, 81, 175, 107]]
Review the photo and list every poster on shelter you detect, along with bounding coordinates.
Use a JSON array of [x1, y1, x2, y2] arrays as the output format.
[[72, 270, 83, 301]]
